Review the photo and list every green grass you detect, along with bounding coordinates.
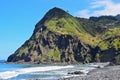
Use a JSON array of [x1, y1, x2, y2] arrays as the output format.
[[42, 47, 61, 62], [19, 47, 28, 54], [99, 28, 120, 50], [112, 38, 120, 51], [45, 18, 82, 35], [45, 15, 100, 47], [99, 41, 109, 50], [47, 49, 60, 61]]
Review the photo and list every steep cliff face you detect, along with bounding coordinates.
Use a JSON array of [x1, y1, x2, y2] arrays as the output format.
[[8, 31, 94, 63], [98, 28, 120, 64], [7, 7, 93, 63], [7, 7, 120, 64]]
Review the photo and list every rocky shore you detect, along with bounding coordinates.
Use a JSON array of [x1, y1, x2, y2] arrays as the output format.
[[59, 65, 120, 80]]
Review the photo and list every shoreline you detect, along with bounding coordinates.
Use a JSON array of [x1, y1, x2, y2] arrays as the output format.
[[1, 62, 119, 80], [5, 61, 110, 65], [59, 65, 120, 80]]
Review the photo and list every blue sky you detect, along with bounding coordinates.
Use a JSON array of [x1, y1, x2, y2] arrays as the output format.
[[0, 0, 120, 60]]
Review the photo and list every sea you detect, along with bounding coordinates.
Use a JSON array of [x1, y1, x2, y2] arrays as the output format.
[[0, 60, 96, 80]]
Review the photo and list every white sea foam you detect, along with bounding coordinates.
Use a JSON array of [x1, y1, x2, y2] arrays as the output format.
[[80, 69, 89, 74], [0, 65, 74, 79], [0, 71, 19, 79]]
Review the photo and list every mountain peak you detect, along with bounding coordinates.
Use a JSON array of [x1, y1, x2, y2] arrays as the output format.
[[44, 7, 70, 20], [7, 7, 120, 65], [50, 7, 64, 12], [37, 7, 70, 25]]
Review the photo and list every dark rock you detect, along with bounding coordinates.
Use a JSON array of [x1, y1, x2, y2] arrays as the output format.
[[7, 7, 120, 64], [68, 71, 84, 75]]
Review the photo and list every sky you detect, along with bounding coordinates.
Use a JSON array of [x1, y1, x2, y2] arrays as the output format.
[[0, 0, 120, 60]]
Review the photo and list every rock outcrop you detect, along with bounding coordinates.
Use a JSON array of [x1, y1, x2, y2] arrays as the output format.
[[7, 7, 120, 64]]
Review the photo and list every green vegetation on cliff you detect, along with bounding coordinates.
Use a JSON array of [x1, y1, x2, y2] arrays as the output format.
[[99, 28, 120, 50], [7, 7, 120, 64]]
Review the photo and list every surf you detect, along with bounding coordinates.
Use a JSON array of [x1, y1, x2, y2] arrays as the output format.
[[0, 65, 74, 79]]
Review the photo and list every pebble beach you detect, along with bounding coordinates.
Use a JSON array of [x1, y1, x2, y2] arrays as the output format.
[[59, 65, 120, 80]]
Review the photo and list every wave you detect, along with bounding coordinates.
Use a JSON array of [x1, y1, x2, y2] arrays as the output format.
[[0, 65, 74, 79]]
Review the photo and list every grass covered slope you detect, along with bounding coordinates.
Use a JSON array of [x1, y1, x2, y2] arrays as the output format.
[[99, 28, 120, 50], [44, 8, 100, 47], [7, 7, 120, 64], [97, 28, 120, 64]]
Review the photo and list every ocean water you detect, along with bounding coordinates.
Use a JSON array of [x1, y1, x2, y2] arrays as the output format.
[[0, 62, 96, 80]]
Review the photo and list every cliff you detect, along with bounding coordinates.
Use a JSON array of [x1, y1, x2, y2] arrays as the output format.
[[7, 7, 120, 64]]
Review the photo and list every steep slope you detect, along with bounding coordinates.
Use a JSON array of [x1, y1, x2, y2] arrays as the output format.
[[36, 8, 98, 46], [77, 16, 120, 36], [7, 7, 120, 64], [7, 8, 95, 63], [97, 28, 120, 64]]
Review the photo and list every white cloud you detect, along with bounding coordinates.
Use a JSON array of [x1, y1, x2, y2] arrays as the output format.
[[90, 0, 109, 9], [75, 0, 120, 18], [75, 10, 90, 18]]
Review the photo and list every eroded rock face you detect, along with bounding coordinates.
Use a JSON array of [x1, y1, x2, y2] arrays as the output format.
[[7, 7, 120, 64], [7, 30, 93, 63]]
